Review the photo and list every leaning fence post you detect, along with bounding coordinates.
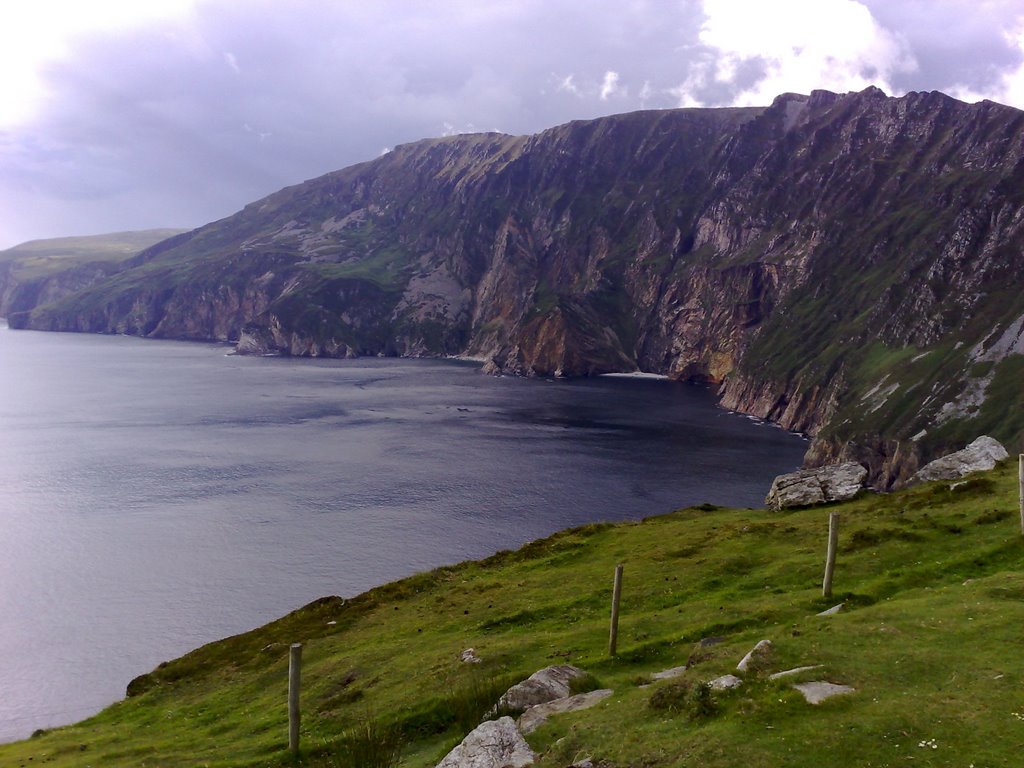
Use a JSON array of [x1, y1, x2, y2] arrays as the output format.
[[823, 513, 840, 599], [609, 563, 623, 656], [288, 643, 302, 753], [1018, 454, 1023, 536]]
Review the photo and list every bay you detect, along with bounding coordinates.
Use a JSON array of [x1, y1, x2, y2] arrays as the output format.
[[0, 323, 805, 742]]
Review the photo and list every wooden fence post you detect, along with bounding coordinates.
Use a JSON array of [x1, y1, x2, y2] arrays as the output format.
[[288, 643, 302, 754], [823, 513, 840, 599], [1018, 454, 1023, 536], [609, 564, 624, 656]]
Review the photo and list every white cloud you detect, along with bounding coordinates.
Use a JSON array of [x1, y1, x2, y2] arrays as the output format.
[[950, 22, 1024, 108], [557, 73, 581, 96], [599, 70, 622, 100], [675, 0, 916, 107], [0, 0, 198, 128]]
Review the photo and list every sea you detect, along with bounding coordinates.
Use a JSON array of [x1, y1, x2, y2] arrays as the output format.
[[0, 321, 807, 742]]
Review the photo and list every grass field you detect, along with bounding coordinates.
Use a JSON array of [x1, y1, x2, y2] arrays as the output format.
[[0, 230, 185, 279], [2, 461, 1022, 767]]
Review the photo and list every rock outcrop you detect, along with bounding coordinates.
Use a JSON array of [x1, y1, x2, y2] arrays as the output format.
[[908, 436, 1009, 485], [517, 689, 613, 735], [9, 90, 1024, 484], [435, 717, 535, 768], [765, 463, 867, 509], [497, 665, 587, 711]]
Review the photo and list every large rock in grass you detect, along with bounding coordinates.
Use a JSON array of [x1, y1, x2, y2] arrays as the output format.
[[497, 665, 587, 711], [908, 436, 1008, 485], [765, 463, 867, 510], [435, 716, 535, 768]]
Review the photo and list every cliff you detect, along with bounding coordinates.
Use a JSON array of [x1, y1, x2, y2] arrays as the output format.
[[9, 89, 1024, 486]]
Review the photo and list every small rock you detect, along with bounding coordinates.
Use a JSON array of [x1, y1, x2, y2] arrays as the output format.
[[497, 665, 587, 711], [708, 674, 743, 690], [792, 681, 855, 704], [736, 639, 774, 672], [650, 665, 687, 681], [435, 716, 535, 768], [570, 760, 594, 768], [817, 603, 844, 617], [769, 665, 823, 680], [909, 436, 1008, 485], [765, 463, 867, 510], [460, 648, 482, 664], [517, 689, 613, 734]]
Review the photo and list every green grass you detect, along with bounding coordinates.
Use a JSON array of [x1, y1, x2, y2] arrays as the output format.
[[0, 230, 186, 279], [2, 463, 1024, 767]]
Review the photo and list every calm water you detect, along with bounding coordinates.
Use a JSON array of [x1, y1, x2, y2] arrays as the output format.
[[0, 323, 806, 742]]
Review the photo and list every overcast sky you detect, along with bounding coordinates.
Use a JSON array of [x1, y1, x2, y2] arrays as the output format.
[[2, 0, 1023, 249]]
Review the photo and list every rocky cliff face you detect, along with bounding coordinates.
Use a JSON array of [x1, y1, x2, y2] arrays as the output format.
[[9, 89, 1024, 486]]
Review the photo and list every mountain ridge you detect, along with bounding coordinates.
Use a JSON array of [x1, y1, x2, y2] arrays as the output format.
[[8, 88, 1024, 486]]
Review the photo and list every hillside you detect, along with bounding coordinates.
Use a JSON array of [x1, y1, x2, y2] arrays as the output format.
[[1, 461, 1021, 767], [7, 89, 1024, 485], [0, 229, 187, 317]]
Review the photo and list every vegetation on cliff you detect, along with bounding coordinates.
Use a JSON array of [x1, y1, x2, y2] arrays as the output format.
[[1, 461, 1021, 767]]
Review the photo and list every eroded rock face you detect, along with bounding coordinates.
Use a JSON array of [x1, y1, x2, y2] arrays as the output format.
[[765, 463, 867, 510], [497, 665, 586, 711], [435, 717, 535, 768], [908, 436, 1008, 485]]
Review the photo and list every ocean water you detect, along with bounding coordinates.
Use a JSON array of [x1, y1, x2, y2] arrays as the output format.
[[0, 323, 806, 742]]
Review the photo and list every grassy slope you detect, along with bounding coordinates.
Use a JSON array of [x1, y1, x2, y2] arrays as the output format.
[[0, 230, 187, 279], [3, 464, 1023, 767]]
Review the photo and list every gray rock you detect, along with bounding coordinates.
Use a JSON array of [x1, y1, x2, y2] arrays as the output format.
[[736, 639, 774, 672], [435, 716, 535, 768], [460, 648, 482, 664], [650, 665, 687, 681], [517, 689, 613, 734], [765, 463, 867, 510], [497, 665, 587, 711], [817, 603, 844, 617], [708, 674, 743, 690], [909, 436, 1008, 485], [792, 681, 855, 704], [769, 665, 823, 680]]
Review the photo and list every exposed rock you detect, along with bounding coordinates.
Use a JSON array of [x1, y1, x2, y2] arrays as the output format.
[[435, 716, 535, 768], [517, 689, 613, 734], [736, 639, 774, 673], [765, 463, 867, 510], [769, 666, 823, 680], [817, 603, 844, 617], [792, 681, 856, 704], [908, 436, 1008, 485], [460, 648, 482, 664], [497, 665, 587, 711], [708, 674, 743, 690], [650, 665, 687, 681]]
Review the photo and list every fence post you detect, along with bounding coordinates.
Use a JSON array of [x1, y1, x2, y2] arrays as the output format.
[[1018, 454, 1023, 536], [823, 513, 840, 599], [288, 643, 302, 754], [609, 564, 623, 656]]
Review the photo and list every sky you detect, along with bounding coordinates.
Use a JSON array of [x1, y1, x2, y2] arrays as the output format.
[[2, 0, 1023, 249]]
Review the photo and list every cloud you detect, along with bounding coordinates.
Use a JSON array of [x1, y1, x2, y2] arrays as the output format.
[[599, 70, 622, 100], [223, 51, 240, 73], [674, 0, 916, 107], [557, 74, 581, 96]]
